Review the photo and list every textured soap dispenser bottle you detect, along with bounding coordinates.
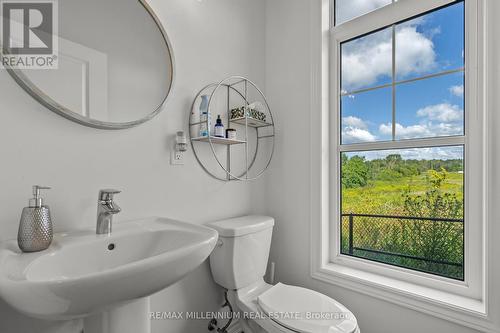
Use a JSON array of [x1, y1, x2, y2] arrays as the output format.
[[18, 186, 53, 252]]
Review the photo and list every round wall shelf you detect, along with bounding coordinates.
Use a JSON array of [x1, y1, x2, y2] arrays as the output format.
[[189, 76, 275, 181]]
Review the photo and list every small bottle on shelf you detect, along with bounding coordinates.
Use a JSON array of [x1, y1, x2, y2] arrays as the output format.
[[214, 115, 225, 138]]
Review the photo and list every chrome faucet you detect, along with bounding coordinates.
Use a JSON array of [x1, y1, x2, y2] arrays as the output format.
[[96, 189, 121, 235]]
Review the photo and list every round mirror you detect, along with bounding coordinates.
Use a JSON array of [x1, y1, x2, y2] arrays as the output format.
[[4, 0, 174, 129]]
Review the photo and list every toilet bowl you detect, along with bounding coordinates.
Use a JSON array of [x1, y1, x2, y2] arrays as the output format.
[[207, 216, 360, 333]]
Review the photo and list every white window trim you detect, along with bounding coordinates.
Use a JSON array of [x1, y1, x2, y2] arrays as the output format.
[[309, 0, 496, 331]]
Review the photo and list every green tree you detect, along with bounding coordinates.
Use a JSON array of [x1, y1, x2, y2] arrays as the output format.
[[342, 155, 369, 188], [386, 154, 403, 169]]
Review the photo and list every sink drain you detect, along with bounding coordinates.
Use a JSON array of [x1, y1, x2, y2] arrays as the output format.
[[108, 243, 115, 251]]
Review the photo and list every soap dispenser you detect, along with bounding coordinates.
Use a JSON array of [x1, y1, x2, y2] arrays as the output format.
[[18, 186, 53, 252]]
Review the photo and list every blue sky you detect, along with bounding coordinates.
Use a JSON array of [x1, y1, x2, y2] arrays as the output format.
[[339, 1, 465, 161]]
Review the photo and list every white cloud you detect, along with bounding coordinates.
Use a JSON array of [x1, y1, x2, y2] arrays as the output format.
[[378, 123, 392, 135], [395, 26, 436, 78], [343, 116, 368, 129], [416, 103, 463, 122], [342, 22, 437, 91], [342, 116, 376, 143], [379, 121, 463, 140], [341, 29, 392, 91], [379, 123, 431, 138], [449, 85, 464, 97], [377, 103, 463, 140], [342, 127, 377, 143], [336, 0, 391, 24], [431, 122, 464, 136]]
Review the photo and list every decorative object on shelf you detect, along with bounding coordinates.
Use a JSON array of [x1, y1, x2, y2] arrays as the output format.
[[248, 102, 267, 121], [230, 107, 245, 119], [189, 76, 275, 181], [230, 105, 267, 123]]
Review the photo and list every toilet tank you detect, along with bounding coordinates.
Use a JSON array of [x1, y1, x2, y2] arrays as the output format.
[[207, 216, 274, 290]]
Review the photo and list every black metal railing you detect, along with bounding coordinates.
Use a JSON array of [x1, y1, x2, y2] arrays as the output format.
[[341, 213, 464, 280]]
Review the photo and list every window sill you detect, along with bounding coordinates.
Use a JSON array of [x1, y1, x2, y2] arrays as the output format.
[[311, 263, 496, 332]]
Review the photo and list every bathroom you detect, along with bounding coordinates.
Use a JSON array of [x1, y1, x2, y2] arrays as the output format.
[[0, 0, 499, 332]]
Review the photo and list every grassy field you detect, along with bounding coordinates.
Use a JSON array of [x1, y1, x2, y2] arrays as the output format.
[[342, 172, 464, 216], [340, 172, 464, 279]]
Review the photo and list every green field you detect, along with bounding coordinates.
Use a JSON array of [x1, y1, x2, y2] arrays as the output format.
[[342, 172, 464, 215], [339, 153, 465, 279]]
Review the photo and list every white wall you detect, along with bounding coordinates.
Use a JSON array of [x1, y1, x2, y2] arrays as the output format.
[[0, 0, 265, 332], [261, 0, 499, 333]]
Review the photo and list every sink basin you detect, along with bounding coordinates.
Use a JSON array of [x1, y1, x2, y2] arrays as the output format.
[[0, 217, 218, 321]]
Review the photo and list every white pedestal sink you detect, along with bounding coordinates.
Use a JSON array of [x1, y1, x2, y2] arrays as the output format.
[[0, 217, 218, 333]]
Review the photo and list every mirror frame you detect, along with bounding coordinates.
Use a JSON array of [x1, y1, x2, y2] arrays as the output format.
[[3, 0, 175, 130]]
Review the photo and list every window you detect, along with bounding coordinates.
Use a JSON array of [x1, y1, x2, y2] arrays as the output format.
[[337, 1, 466, 280], [311, 0, 488, 325]]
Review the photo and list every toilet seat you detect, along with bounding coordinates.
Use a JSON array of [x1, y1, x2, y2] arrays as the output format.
[[257, 283, 358, 333]]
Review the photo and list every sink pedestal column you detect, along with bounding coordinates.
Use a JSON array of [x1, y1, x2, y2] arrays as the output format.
[[84, 297, 151, 333]]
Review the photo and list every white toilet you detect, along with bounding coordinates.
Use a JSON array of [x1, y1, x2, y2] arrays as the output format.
[[208, 215, 360, 333]]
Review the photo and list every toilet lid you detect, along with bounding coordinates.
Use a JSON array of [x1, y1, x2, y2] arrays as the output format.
[[257, 283, 358, 333]]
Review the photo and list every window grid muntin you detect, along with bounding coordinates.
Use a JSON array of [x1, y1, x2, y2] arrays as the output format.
[[340, 67, 465, 97], [391, 24, 396, 140]]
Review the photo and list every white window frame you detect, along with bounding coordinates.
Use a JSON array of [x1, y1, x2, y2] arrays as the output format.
[[309, 0, 494, 331], [334, 0, 477, 293]]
